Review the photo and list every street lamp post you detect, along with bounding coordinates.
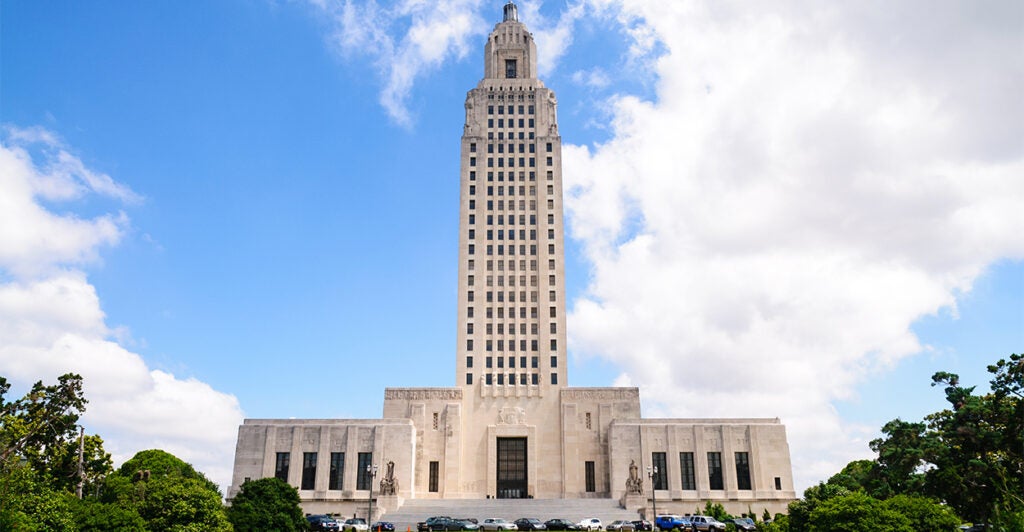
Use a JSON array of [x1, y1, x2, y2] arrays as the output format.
[[366, 463, 378, 522], [647, 465, 659, 522]]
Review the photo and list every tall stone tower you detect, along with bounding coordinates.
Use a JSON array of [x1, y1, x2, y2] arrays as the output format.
[[456, 1, 567, 396], [228, 2, 797, 514]]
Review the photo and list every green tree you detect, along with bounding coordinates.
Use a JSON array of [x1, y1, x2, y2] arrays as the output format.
[[806, 492, 912, 532], [0, 462, 77, 531], [0, 374, 87, 469], [869, 419, 927, 497], [103, 449, 232, 532], [882, 494, 960, 531], [71, 497, 147, 532], [786, 482, 849, 532], [924, 360, 1023, 523], [227, 477, 307, 532]]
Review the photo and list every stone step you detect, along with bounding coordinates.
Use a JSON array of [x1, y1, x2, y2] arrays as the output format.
[[381, 499, 642, 532]]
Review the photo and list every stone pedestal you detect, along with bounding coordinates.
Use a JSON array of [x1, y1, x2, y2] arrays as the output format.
[[621, 492, 645, 512], [376, 495, 403, 519]]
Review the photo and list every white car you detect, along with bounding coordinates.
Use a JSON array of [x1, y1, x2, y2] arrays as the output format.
[[577, 519, 602, 531], [344, 519, 370, 532], [481, 519, 519, 531]]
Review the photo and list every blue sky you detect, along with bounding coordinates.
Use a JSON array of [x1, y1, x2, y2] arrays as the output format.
[[2, 0, 1021, 492]]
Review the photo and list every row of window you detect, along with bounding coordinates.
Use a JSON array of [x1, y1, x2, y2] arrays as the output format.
[[645, 451, 763, 492], [486, 104, 534, 115], [467, 170, 555, 183], [467, 274, 557, 288], [465, 289, 558, 302], [469, 142, 554, 153], [273, 451, 375, 491], [467, 213, 556, 227], [466, 372, 558, 385], [466, 355, 559, 369], [468, 185, 554, 197], [467, 257, 558, 274], [465, 338, 558, 352], [466, 306, 556, 320], [468, 244, 555, 257], [485, 90, 535, 102], [464, 258, 548, 272], [467, 322, 558, 335], [486, 118, 535, 129], [467, 199, 556, 212]]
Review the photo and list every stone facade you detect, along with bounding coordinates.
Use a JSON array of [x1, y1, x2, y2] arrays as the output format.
[[228, 2, 797, 518]]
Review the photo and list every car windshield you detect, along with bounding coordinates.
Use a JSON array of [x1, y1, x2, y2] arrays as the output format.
[[735, 519, 754, 524]]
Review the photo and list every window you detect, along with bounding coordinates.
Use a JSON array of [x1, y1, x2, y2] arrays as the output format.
[[466, 355, 473, 368], [550, 373, 558, 385], [550, 306, 557, 317], [429, 461, 440, 492], [467, 291, 474, 302], [531, 356, 538, 368], [498, 373, 504, 385], [467, 306, 474, 318], [652, 452, 668, 490], [329, 452, 344, 490], [486, 373, 493, 385], [275, 452, 290, 482], [466, 339, 473, 351], [433, 412, 439, 430], [532, 373, 538, 385], [585, 412, 592, 430], [585, 461, 596, 492], [468, 244, 474, 255], [470, 171, 476, 181], [680, 452, 696, 490], [466, 373, 473, 385], [775, 477, 783, 490], [520, 373, 527, 385], [736, 452, 752, 490], [357, 452, 373, 490], [470, 157, 476, 166], [470, 143, 477, 152], [546, 142, 552, 152], [708, 452, 723, 490], [302, 452, 317, 490], [550, 355, 558, 368]]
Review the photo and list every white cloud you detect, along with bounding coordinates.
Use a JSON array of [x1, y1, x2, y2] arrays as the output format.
[[311, 0, 489, 126], [563, 0, 1024, 492], [571, 67, 611, 88], [0, 128, 243, 491]]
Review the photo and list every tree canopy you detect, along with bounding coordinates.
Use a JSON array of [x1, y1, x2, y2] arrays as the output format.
[[227, 477, 307, 532]]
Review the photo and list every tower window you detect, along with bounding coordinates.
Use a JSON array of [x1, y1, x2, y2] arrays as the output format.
[[506, 59, 517, 79]]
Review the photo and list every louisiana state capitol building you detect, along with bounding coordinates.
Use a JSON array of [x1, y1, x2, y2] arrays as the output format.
[[229, 3, 796, 518]]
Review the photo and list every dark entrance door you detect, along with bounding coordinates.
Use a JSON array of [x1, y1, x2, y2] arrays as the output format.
[[496, 437, 527, 498]]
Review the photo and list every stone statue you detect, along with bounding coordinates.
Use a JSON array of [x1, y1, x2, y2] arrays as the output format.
[[379, 460, 397, 495], [625, 459, 643, 494]]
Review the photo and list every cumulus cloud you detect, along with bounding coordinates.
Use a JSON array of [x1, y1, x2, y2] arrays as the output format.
[[0, 128, 243, 490], [310, 0, 489, 126], [562, 0, 1024, 490]]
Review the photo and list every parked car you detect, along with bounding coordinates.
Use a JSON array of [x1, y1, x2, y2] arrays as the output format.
[[654, 516, 693, 531], [371, 522, 396, 532], [456, 519, 481, 531], [544, 519, 580, 531], [606, 521, 635, 532], [419, 517, 453, 532], [514, 518, 548, 531], [308, 515, 341, 532], [344, 519, 370, 532], [577, 519, 602, 531], [482, 519, 519, 531], [425, 518, 477, 532], [723, 518, 755, 532], [688, 517, 725, 532], [631, 520, 653, 532]]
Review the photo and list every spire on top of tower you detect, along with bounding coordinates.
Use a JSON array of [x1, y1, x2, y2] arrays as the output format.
[[503, 2, 518, 22]]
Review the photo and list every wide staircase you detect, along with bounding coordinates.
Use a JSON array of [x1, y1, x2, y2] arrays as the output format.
[[382, 499, 641, 531]]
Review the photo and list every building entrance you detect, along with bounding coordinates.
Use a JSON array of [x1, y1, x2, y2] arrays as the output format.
[[496, 437, 527, 498]]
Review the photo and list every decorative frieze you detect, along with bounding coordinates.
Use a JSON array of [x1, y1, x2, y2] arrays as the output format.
[[560, 388, 639, 401], [384, 388, 463, 401]]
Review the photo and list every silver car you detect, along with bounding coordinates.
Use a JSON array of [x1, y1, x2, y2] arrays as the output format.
[[481, 519, 518, 531]]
